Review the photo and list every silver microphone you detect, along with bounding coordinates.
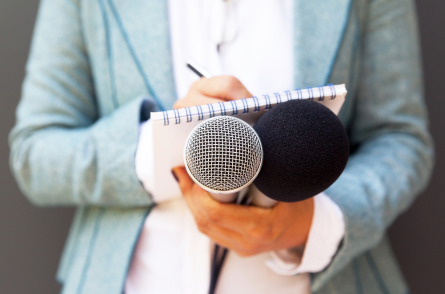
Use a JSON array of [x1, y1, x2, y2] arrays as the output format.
[[184, 116, 264, 203]]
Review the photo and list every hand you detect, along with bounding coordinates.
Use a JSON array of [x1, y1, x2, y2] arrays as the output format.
[[173, 76, 252, 109], [172, 167, 314, 257]]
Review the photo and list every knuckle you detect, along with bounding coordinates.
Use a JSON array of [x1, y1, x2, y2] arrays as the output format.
[[222, 76, 240, 90], [197, 226, 208, 235], [178, 181, 186, 192], [195, 214, 210, 231], [250, 229, 266, 241], [248, 223, 274, 242], [173, 100, 183, 109], [241, 243, 259, 256], [261, 226, 276, 242], [193, 79, 207, 93], [235, 250, 250, 258], [206, 205, 222, 223], [191, 80, 201, 89], [207, 211, 221, 224]]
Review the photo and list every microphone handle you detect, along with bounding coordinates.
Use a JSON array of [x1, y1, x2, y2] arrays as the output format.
[[209, 185, 277, 207], [209, 192, 238, 203], [208, 186, 250, 204], [248, 184, 278, 208]]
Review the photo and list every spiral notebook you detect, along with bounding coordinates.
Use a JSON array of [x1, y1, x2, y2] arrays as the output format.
[[149, 84, 347, 200]]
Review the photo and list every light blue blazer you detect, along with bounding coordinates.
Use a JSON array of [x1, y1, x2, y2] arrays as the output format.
[[9, 0, 434, 293]]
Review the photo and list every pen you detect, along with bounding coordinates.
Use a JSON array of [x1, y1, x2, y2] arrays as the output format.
[[186, 59, 213, 78]]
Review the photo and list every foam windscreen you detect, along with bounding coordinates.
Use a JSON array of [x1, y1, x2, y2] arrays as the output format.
[[253, 100, 349, 202]]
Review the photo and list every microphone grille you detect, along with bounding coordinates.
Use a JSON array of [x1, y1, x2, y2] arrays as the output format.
[[185, 116, 263, 192]]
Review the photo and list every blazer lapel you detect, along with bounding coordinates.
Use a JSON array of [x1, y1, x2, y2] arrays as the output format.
[[107, 0, 177, 111], [293, 0, 353, 88]]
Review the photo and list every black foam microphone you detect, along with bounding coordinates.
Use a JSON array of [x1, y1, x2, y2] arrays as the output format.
[[250, 99, 349, 206]]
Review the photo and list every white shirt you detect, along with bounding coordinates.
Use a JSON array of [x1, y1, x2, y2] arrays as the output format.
[[126, 0, 345, 293]]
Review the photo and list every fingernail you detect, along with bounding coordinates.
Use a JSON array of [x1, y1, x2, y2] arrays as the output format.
[[172, 170, 179, 182]]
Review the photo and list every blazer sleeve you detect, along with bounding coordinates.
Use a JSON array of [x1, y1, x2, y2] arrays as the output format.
[[8, 0, 154, 207], [312, 0, 434, 289]]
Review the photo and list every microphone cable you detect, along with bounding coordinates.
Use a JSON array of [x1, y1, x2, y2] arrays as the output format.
[[209, 245, 228, 294], [208, 195, 250, 294]]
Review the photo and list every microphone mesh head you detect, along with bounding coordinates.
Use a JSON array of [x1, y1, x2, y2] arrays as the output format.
[[185, 116, 262, 192]]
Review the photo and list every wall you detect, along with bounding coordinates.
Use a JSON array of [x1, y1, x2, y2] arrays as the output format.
[[0, 3, 73, 293], [387, 1, 445, 293], [0, 1, 443, 293]]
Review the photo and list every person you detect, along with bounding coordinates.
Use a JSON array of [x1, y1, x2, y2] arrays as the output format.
[[9, 0, 434, 293]]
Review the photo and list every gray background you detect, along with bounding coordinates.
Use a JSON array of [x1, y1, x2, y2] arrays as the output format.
[[0, 1, 443, 293]]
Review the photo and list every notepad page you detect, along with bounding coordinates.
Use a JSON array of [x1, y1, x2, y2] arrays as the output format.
[[150, 84, 347, 200]]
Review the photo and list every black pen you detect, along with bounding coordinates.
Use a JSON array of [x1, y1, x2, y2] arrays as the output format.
[[186, 59, 212, 78]]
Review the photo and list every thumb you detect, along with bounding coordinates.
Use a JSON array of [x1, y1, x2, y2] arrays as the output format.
[[172, 166, 194, 195]]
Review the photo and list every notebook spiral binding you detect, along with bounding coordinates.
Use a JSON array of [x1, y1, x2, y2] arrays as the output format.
[[329, 83, 337, 99], [318, 86, 325, 101], [186, 107, 192, 122], [285, 90, 292, 101], [264, 95, 271, 110], [174, 109, 180, 124], [274, 92, 282, 103], [160, 84, 343, 126], [208, 103, 216, 118], [197, 105, 204, 120], [230, 100, 238, 115], [253, 96, 260, 112], [295, 89, 303, 100], [218, 102, 226, 116], [306, 87, 314, 100], [163, 110, 169, 126], [241, 98, 249, 114]]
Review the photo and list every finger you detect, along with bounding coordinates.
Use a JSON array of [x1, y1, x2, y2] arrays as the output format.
[[173, 94, 228, 109], [174, 173, 221, 230], [182, 184, 221, 222], [176, 183, 263, 243], [192, 95, 228, 107], [192, 196, 279, 243], [201, 222, 267, 256], [175, 181, 277, 253], [203, 202, 274, 238], [173, 169, 277, 245], [213, 200, 314, 249], [197, 76, 252, 100], [172, 166, 194, 195]]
